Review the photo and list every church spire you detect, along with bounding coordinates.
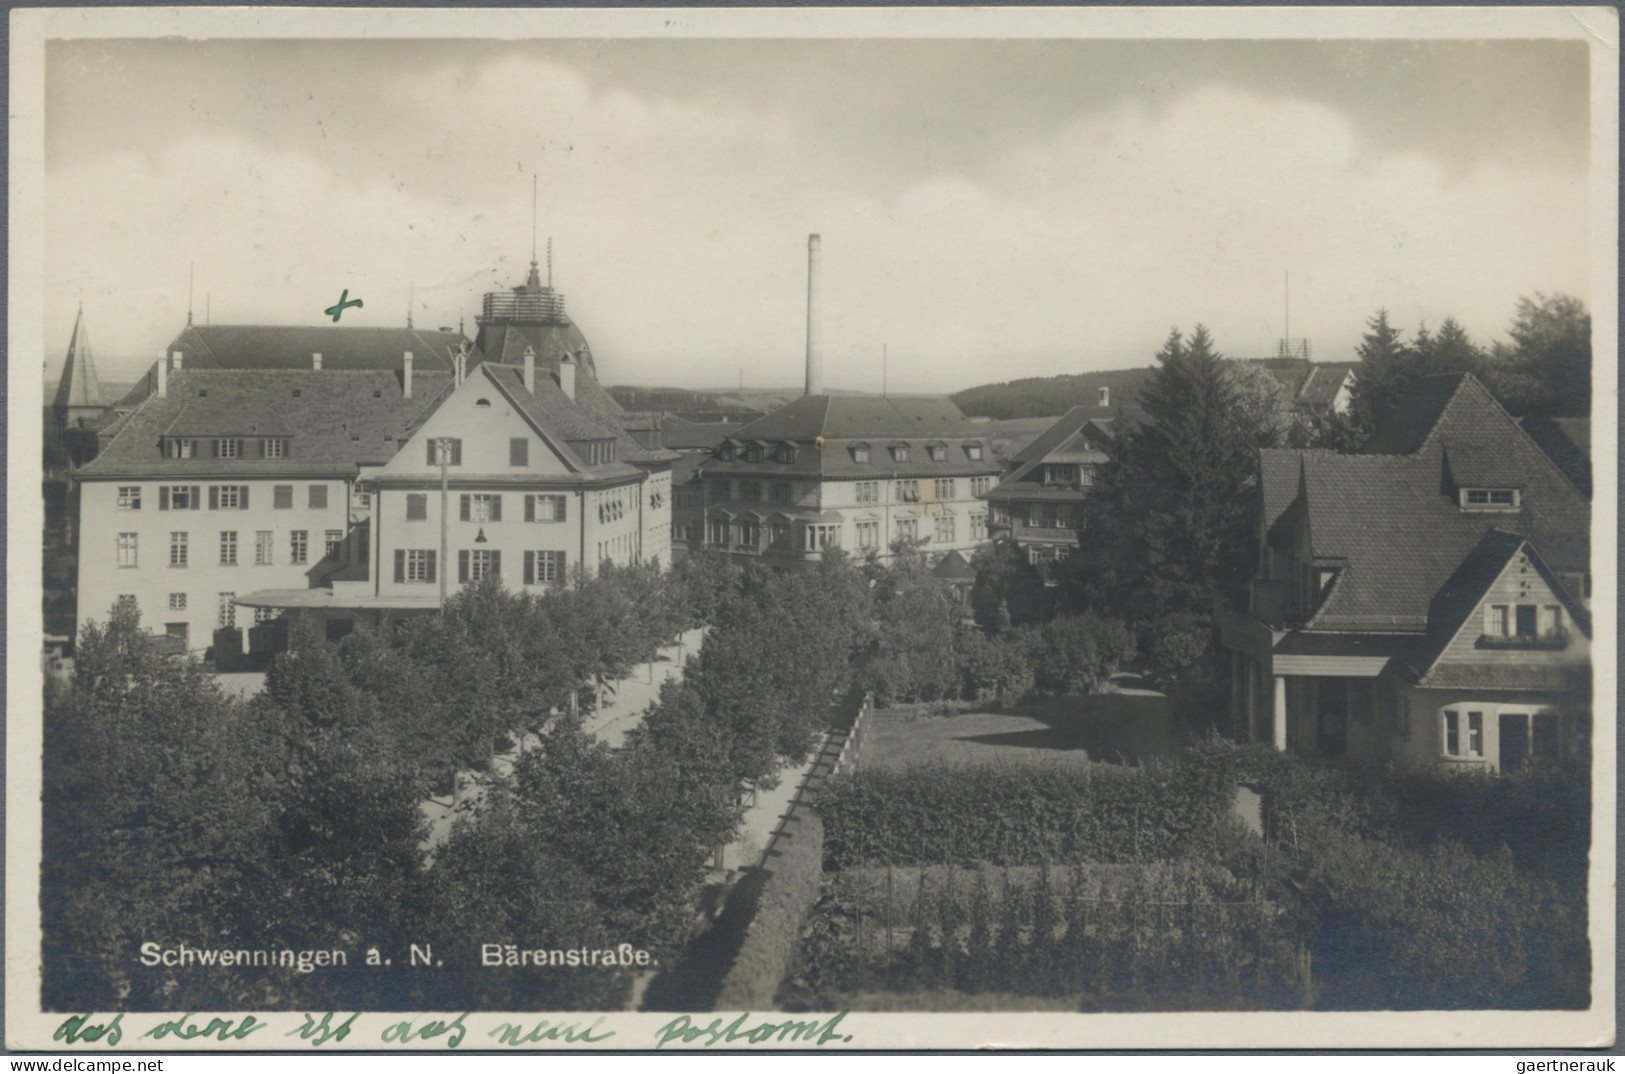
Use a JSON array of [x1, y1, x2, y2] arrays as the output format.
[[53, 304, 105, 412]]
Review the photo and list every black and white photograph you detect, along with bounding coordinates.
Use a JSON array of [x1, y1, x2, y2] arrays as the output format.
[[9, 5, 1616, 1052]]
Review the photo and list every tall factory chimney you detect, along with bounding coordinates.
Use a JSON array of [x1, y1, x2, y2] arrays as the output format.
[[804, 233, 823, 397]]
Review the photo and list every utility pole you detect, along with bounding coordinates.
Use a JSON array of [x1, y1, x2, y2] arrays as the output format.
[[436, 437, 451, 612]]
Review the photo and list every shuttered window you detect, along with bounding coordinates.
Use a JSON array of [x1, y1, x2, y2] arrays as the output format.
[[309, 485, 328, 509], [395, 549, 437, 583], [524, 494, 567, 522], [510, 438, 529, 466], [406, 493, 427, 520], [523, 550, 567, 585], [426, 438, 462, 466], [273, 485, 293, 509], [458, 549, 500, 583]]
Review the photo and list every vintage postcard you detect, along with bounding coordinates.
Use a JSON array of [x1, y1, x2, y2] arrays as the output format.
[[8, 5, 1616, 1053]]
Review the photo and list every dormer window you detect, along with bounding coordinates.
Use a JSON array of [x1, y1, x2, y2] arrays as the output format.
[[890, 444, 910, 463], [927, 444, 947, 462], [719, 444, 736, 462], [262, 438, 287, 459], [966, 443, 984, 461], [1460, 487, 1519, 510], [217, 438, 242, 459], [774, 443, 797, 464], [850, 443, 871, 464], [745, 444, 765, 463]]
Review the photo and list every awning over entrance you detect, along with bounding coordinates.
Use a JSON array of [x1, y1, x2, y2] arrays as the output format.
[[1270, 631, 1413, 677]]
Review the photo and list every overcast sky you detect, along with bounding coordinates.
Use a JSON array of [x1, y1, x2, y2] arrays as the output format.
[[44, 34, 1592, 394]]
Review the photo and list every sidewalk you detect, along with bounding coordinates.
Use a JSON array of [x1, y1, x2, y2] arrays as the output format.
[[419, 626, 708, 851]]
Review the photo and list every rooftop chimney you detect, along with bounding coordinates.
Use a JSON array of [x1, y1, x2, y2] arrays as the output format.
[[156, 353, 168, 398], [523, 345, 536, 393], [805, 233, 823, 397], [1098, 386, 1109, 407], [558, 351, 576, 401], [403, 351, 414, 399], [312, 352, 323, 370], [171, 349, 184, 371]]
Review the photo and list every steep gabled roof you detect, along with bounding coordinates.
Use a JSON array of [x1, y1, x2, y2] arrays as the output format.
[[1295, 362, 1357, 407], [1358, 372, 1472, 454], [1404, 530, 1592, 682], [53, 307, 105, 411], [1007, 405, 1119, 467], [79, 369, 453, 479], [1519, 415, 1591, 496]]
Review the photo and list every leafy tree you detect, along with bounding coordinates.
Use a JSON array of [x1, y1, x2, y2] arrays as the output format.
[[861, 548, 961, 704], [1486, 293, 1591, 417], [968, 539, 1052, 631]]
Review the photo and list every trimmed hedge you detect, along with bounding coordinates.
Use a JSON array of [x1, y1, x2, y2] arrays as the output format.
[[818, 759, 1235, 868], [715, 810, 826, 1010]]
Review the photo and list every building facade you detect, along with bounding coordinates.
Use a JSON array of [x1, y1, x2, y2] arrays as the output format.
[[75, 364, 448, 654], [682, 394, 1002, 566], [1215, 373, 1591, 772], [984, 399, 1129, 568]]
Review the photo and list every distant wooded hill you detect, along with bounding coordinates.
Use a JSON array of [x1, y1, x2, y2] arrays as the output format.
[[950, 368, 1157, 420]]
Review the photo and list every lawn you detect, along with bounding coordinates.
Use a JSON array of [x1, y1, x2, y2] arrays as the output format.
[[863, 673, 1180, 769]]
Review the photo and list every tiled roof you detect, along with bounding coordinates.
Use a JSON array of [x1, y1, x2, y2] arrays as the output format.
[[701, 395, 1001, 480], [1519, 415, 1591, 496], [1008, 406, 1120, 467], [166, 323, 469, 372], [1404, 531, 1592, 682], [1407, 664, 1589, 692], [79, 369, 452, 479], [479, 365, 648, 479], [1258, 373, 1591, 632], [989, 407, 1118, 497], [1357, 373, 1468, 454], [735, 395, 985, 441], [660, 414, 743, 451], [1295, 362, 1356, 407], [53, 308, 105, 410], [932, 549, 977, 581]]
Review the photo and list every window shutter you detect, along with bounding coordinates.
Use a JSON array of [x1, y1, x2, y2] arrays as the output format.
[[211, 439, 220, 458], [428, 440, 436, 466], [524, 495, 535, 522], [240, 486, 250, 510], [524, 551, 535, 585], [490, 551, 501, 578], [451, 440, 462, 466], [490, 496, 502, 522], [558, 551, 567, 579], [459, 495, 471, 522], [274, 485, 292, 509], [255, 439, 264, 458], [426, 550, 436, 582], [1483, 605, 1495, 635], [557, 496, 567, 523], [160, 486, 170, 511], [459, 550, 469, 583], [511, 438, 528, 467], [192, 486, 201, 510], [209, 486, 219, 510], [394, 549, 406, 583]]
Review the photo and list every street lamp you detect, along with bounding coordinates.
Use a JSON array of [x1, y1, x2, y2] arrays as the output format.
[[435, 436, 453, 611]]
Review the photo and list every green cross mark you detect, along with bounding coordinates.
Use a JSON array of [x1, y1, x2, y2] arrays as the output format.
[[325, 289, 364, 322]]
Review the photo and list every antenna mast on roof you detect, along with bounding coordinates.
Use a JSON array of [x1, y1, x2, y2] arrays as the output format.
[[547, 238, 553, 289], [1284, 272, 1289, 345], [407, 282, 414, 329], [883, 343, 888, 397], [531, 174, 538, 263], [187, 263, 194, 326]]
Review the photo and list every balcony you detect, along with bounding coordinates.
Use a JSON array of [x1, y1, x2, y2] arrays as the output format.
[[1476, 632, 1570, 651], [1011, 524, 1078, 542]]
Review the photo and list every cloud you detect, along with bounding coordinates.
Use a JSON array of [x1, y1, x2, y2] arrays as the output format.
[[46, 63, 1589, 395]]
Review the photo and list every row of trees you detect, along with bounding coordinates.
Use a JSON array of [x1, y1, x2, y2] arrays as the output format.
[[42, 552, 853, 1011], [1351, 294, 1591, 431]]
